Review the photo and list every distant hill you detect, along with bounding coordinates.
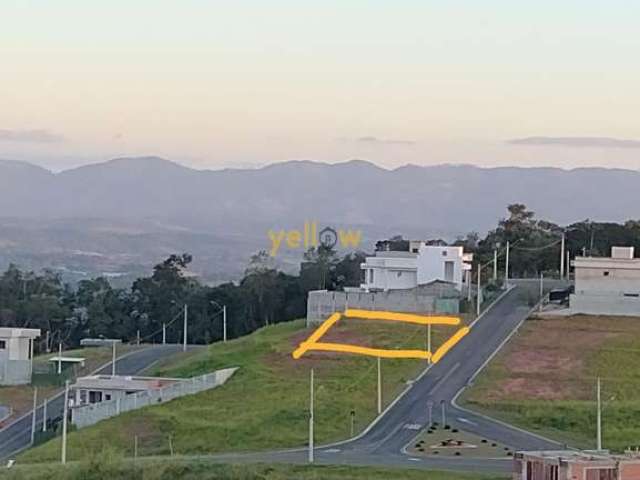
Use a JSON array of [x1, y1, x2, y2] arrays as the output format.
[[1, 157, 639, 282]]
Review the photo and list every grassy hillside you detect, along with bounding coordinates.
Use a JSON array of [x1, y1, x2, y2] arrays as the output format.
[[1, 453, 506, 480], [20, 317, 462, 462], [462, 314, 640, 451]]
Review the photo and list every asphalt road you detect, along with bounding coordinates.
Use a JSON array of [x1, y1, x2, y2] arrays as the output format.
[[205, 285, 564, 472], [0, 344, 185, 460], [2, 284, 564, 472]]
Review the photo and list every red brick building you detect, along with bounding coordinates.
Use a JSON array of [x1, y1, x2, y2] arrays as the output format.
[[514, 451, 640, 480]]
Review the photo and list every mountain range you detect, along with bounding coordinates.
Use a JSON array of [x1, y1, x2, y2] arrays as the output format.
[[1, 156, 639, 283]]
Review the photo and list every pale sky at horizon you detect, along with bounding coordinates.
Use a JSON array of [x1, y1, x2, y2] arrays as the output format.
[[3, 1, 640, 171]]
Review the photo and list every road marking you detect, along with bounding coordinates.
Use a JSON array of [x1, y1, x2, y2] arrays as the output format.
[[429, 362, 460, 395], [407, 457, 422, 462], [403, 423, 422, 430], [457, 417, 478, 426], [323, 448, 341, 453]]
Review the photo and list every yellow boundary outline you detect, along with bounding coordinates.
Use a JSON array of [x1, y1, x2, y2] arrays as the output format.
[[292, 309, 470, 363]]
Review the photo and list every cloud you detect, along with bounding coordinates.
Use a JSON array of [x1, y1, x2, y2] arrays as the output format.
[[356, 136, 416, 146], [507, 136, 640, 149], [0, 129, 65, 143]]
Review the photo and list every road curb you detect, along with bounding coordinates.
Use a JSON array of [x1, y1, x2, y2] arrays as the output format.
[[450, 294, 565, 448], [316, 285, 517, 451]]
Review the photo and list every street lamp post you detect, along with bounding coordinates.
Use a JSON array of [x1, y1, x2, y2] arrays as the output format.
[[210, 300, 228, 343]]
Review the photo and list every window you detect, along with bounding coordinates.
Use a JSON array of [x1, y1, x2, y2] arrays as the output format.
[[603, 271, 610, 276], [411, 248, 418, 253], [369, 269, 374, 284], [105, 394, 112, 401], [442, 250, 448, 256], [624, 293, 640, 298], [89, 390, 103, 403], [0, 340, 5, 350], [586, 468, 617, 480], [79, 389, 87, 404], [396, 271, 402, 278]]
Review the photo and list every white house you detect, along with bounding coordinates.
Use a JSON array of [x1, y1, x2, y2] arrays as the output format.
[[0, 328, 41, 385], [70, 375, 180, 406], [361, 243, 473, 292], [570, 246, 640, 316]]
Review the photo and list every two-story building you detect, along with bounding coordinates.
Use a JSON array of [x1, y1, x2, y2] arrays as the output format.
[[360, 243, 473, 292], [570, 246, 640, 316]]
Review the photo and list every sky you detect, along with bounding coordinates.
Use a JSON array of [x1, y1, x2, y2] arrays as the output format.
[[3, 1, 640, 171]]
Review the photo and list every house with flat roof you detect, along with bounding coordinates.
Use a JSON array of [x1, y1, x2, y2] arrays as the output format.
[[570, 246, 640, 316], [70, 374, 180, 406], [360, 243, 473, 292], [514, 450, 640, 480], [0, 328, 41, 385]]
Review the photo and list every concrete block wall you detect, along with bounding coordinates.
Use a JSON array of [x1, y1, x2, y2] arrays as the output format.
[[570, 293, 640, 317], [306, 283, 461, 324], [0, 359, 32, 386]]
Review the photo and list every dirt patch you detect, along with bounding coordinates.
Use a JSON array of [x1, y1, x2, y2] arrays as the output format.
[[485, 316, 635, 401]]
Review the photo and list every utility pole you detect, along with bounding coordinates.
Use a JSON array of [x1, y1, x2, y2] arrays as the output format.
[[42, 398, 48, 433], [30, 387, 38, 445], [467, 270, 472, 302], [566, 250, 571, 280], [597, 376, 602, 451], [183, 304, 188, 352], [441, 400, 446, 427], [350, 410, 355, 436], [223, 305, 227, 343], [493, 249, 498, 281], [377, 357, 382, 415], [45, 331, 50, 353], [309, 368, 315, 463], [111, 341, 117, 376], [162, 323, 166, 345], [476, 263, 482, 317], [57, 342, 62, 375], [427, 401, 433, 428], [560, 232, 566, 279], [427, 324, 432, 364], [539, 273, 544, 311], [504, 241, 510, 289], [61, 380, 70, 464]]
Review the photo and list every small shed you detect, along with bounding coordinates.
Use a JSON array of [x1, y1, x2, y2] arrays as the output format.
[[0, 328, 41, 385]]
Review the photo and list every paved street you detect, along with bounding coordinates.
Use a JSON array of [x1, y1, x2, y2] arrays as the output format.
[[205, 285, 563, 472], [2, 285, 563, 473], [0, 344, 185, 459]]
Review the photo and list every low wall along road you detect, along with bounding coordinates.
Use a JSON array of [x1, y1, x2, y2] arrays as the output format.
[[71, 367, 238, 429]]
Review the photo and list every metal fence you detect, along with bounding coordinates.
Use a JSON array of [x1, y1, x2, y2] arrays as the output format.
[[71, 367, 238, 429]]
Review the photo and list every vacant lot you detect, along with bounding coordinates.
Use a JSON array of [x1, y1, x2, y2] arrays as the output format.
[[20, 316, 464, 462], [462, 314, 640, 450]]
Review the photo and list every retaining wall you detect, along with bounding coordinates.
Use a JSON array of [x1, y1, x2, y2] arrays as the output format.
[[306, 282, 462, 324]]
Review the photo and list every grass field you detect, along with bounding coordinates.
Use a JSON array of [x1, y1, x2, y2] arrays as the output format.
[[461, 314, 640, 451], [19, 316, 466, 463], [1, 452, 507, 480]]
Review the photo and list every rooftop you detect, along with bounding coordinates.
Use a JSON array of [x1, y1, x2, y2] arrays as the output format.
[[71, 375, 180, 392], [48, 356, 86, 365], [519, 450, 640, 464], [0, 328, 41, 339]]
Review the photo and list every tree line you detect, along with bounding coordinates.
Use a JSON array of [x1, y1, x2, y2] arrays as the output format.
[[0, 249, 365, 352], [2, 204, 640, 351]]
